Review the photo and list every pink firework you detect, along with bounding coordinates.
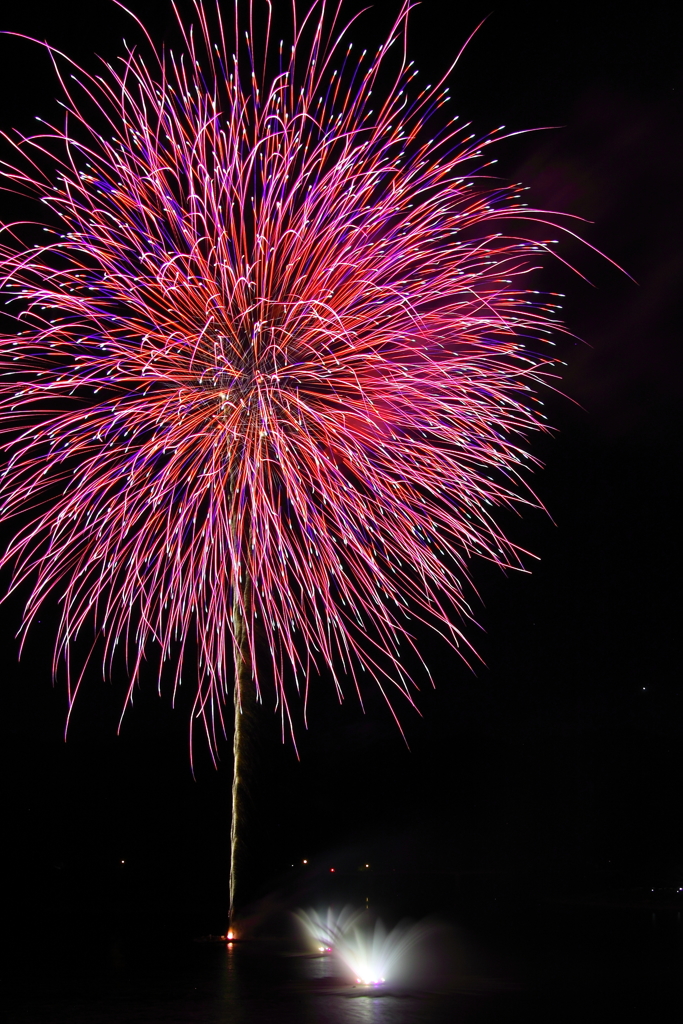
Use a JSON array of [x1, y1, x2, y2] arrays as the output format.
[[0, 0, 567, 754]]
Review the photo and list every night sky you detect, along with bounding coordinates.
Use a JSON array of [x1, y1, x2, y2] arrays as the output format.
[[1, 0, 680, 938]]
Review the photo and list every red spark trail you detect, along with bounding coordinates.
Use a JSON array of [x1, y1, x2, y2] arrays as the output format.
[[0, 1, 572, 761]]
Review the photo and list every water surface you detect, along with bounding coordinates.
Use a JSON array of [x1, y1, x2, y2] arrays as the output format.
[[5, 904, 682, 1023]]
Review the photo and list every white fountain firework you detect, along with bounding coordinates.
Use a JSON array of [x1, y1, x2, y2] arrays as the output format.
[[296, 906, 435, 986], [295, 905, 364, 953]]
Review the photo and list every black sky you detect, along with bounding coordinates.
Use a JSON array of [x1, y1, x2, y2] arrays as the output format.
[[1, 0, 681, 935]]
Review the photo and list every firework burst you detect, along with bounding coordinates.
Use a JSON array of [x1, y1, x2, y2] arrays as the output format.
[[0, 0, 568, 757]]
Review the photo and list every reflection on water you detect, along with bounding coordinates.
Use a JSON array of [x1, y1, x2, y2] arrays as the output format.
[[5, 907, 683, 1023]]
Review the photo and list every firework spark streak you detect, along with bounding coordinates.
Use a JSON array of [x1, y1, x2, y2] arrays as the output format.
[[0, 1, 569, 758]]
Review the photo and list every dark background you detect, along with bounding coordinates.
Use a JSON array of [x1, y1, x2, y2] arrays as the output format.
[[0, 0, 680, 939]]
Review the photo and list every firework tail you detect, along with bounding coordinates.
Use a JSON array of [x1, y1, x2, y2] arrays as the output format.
[[229, 574, 254, 928]]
